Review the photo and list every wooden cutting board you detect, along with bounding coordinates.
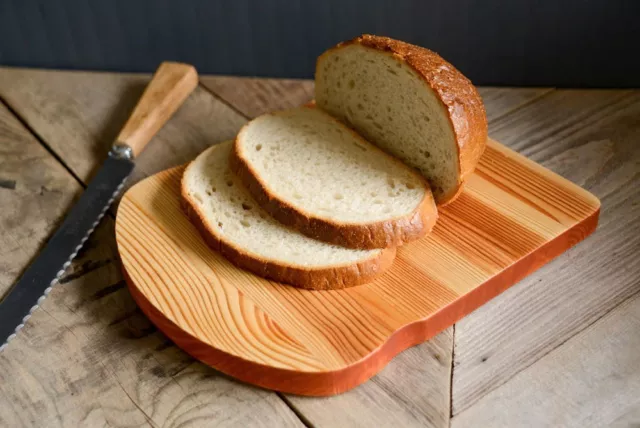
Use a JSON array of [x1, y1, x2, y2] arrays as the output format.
[[115, 138, 600, 396]]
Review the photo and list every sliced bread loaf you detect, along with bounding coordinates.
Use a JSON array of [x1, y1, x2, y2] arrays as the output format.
[[315, 34, 488, 205], [231, 107, 437, 249], [181, 141, 395, 290]]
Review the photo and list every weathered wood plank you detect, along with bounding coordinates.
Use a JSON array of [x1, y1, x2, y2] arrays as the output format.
[[477, 87, 553, 123], [488, 89, 633, 157], [4, 68, 636, 427], [609, 403, 640, 428], [452, 91, 640, 414], [0, 67, 248, 188], [0, 70, 303, 427], [200, 76, 314, 117], [452, 289, 640, 428], [0, 102, 81, 298]]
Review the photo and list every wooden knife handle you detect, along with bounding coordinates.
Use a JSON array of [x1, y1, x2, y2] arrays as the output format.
[[116, 62, 198, 157]]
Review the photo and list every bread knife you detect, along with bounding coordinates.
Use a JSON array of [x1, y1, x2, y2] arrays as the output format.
[[0, 62, 198, 351]]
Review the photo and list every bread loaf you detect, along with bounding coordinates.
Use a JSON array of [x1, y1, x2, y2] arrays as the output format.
[[316, 34, 488, 204]]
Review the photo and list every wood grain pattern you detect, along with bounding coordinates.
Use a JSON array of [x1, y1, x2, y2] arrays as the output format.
[[115, 137, 599, 395], [451, 91, 640, 416], [452, 290, 640, 428], [116, 62, 198, 156]]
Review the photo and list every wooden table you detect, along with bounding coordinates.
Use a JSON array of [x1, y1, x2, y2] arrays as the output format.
[[0, 67, 638, 428]]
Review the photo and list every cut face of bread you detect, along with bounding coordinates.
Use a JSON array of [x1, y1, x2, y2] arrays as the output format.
[[181, 141, 395, 290], [315, 35, 488, 204], [232, 107, 437, 249]]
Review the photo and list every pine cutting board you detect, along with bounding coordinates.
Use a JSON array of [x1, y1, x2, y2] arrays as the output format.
[[115, 138, 600, 396]]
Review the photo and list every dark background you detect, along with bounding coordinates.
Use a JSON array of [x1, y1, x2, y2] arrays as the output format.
[[1, 0, 638, 87]]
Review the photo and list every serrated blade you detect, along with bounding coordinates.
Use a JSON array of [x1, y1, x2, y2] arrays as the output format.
[[0, 155, 134, 351]]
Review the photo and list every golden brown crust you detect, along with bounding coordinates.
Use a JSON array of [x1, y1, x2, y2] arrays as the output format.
[[332, 34, 488, 205], [231, 110, 438, 250], [180, 165, 396, 290]]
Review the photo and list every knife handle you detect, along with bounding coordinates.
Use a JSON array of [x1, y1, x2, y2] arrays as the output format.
[[116, 61, 198, 157]]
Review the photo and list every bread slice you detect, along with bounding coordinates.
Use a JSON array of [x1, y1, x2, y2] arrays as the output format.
[[231, 107, 437, 250], [181, 141, 395, 290], [315, 34, 488, 205]]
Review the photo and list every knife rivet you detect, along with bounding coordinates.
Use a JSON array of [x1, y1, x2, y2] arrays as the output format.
[[109, 143, 134, 160], [6, 334, 16, 342], [22, 314, 31, 323]]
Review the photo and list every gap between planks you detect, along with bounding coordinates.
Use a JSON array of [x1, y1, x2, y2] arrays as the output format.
[[449, 323, 456, 425], [0, 95, 86, 189], [481, 87, 556, 125], [0, 92, 123, 227], [198, 82, 251, 121], [278, 393, 316, 428]]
